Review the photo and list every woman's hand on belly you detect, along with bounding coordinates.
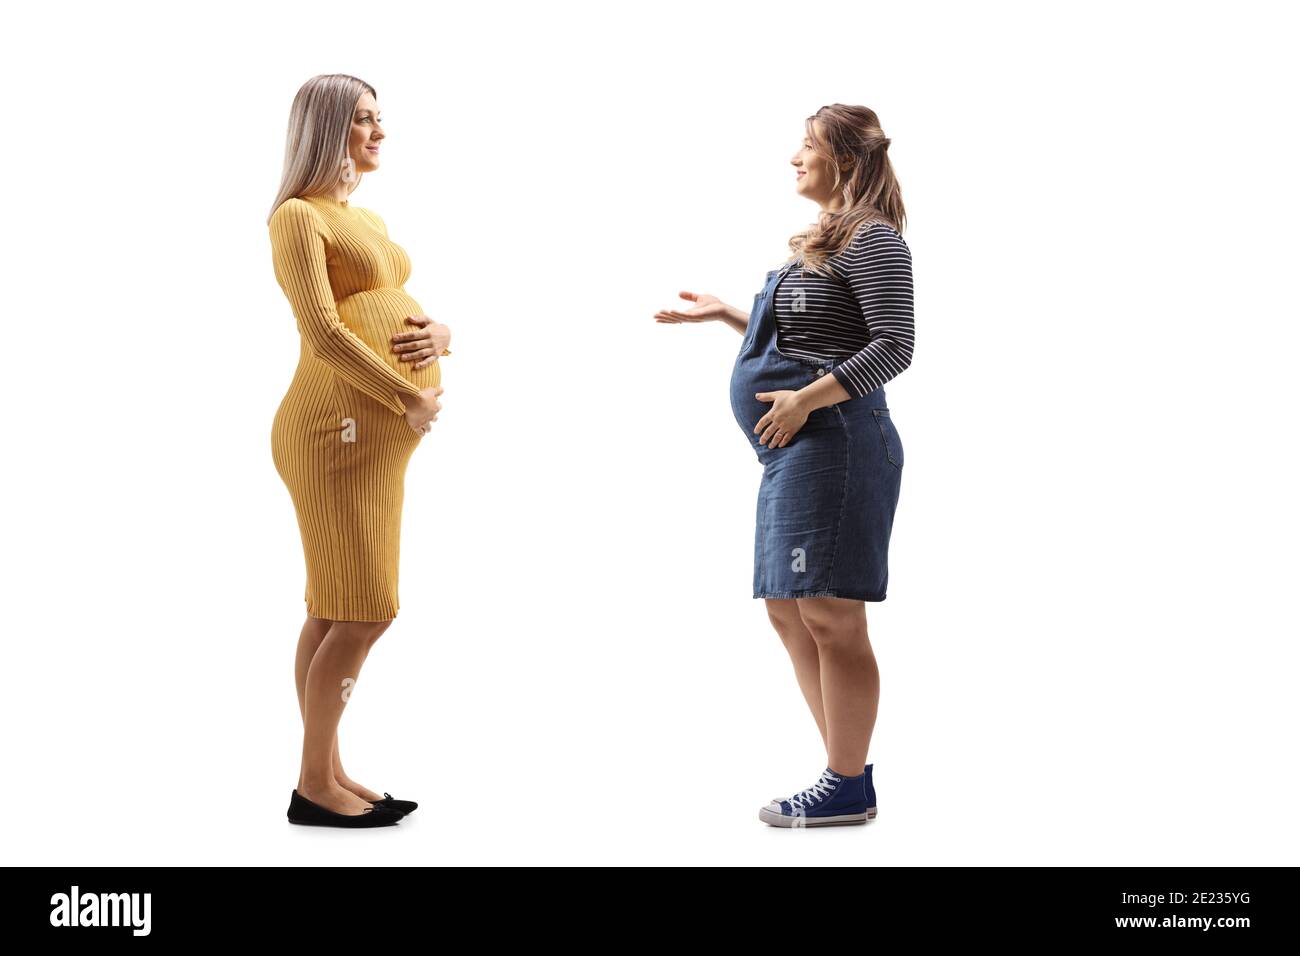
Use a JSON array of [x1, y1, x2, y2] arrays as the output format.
[[754, 389, 812, 448], [392, 314, 452, 370], [401, 385, 444, 435]]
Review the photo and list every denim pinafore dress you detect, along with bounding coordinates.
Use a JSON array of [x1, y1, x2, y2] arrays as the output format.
[[729, 259, 904, 601]]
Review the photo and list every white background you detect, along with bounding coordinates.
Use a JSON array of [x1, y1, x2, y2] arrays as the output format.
[[3, 0, 1297, 865]]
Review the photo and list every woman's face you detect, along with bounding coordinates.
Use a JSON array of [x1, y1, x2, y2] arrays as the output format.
[[348, 92, 385, 176], [791, 125, 837, 205]]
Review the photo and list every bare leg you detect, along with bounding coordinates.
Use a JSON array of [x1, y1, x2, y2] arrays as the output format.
[[293, 616, 385, 802], [796, 597, 879, 777], [293, 615, 331, 727], [765, 598, 828, 748], [328, 738, 384, 802], [297, 618, 392, 814]]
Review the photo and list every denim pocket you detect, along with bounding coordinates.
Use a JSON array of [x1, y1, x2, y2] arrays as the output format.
[[873, 408, 903, 468]]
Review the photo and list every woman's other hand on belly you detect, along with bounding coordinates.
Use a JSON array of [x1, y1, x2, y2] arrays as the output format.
[[400, 385, 444, 435]]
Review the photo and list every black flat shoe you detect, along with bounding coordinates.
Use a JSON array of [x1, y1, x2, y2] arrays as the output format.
[[370, 791, 418, 815], [288, 789, 402, 827]]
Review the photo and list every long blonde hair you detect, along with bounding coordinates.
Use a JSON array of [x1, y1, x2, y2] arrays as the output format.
[[267, 74, 376, 224], [787, 104, 907, 275]]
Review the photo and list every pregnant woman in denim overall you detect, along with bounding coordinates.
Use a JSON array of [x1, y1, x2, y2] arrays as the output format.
[[655, 105, 911, 827]]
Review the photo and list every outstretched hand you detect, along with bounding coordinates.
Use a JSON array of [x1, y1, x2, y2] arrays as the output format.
[[653, 291, 730, 323]]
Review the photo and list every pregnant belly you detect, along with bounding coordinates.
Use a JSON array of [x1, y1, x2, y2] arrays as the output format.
[[730, 351, 837, 446], [337, 288, 442, 391]]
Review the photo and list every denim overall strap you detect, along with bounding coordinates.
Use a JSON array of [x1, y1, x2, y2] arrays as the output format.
[[739, 260, 799, 358]]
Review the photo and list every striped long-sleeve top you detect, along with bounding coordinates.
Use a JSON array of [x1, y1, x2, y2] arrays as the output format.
[[774, 221, 915, 399]]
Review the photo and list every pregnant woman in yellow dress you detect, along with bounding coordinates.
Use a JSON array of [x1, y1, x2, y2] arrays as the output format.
[[267, 75, 449, 827]]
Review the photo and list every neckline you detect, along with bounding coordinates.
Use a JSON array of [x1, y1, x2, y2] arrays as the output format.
[[303, 193, 350, 208]]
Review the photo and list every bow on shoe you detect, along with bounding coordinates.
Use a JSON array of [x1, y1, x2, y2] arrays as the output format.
[[370, 791, 418, 814]]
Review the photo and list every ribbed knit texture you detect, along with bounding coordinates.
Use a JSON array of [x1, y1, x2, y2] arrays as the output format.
[[269, 195, 441, 621], [774, 221, 915, 399]]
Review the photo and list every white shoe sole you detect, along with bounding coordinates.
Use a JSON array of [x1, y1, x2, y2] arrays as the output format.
[[759, 806, 878, 828]]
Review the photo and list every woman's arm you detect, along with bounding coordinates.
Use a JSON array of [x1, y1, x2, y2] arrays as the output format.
[[826, 223, 915, 400], [791, 224, 914, 414], [719, 303, 750, 334], [269, 199, 425, 416]]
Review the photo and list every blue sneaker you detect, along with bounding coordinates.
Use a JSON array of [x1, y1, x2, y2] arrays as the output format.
[[768, 764, 878, 821], [760, 766, 871, 828]]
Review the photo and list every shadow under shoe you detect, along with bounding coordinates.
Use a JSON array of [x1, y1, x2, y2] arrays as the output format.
[[287, 789, 403, 828]]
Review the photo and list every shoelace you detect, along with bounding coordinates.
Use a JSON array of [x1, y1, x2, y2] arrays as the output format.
[[787, 769, 841, 811]]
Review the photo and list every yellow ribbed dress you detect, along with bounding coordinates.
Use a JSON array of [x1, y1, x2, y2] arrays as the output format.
[[268, 194, 443, 621]]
